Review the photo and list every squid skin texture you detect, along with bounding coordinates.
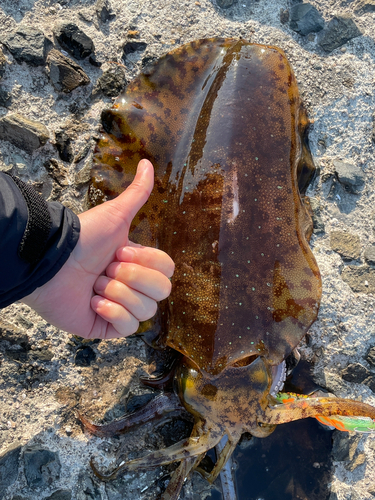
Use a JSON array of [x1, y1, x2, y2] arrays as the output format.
[[84, 38, 375, 496]]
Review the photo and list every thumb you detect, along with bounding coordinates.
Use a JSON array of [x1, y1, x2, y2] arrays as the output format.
[[112, 159, 154, 226]]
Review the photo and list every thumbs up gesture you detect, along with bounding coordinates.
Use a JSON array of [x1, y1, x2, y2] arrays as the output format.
[[23, 159, 174, 339]]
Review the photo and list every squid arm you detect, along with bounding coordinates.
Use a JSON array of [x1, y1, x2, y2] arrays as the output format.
[[262, 392, 375, 433]]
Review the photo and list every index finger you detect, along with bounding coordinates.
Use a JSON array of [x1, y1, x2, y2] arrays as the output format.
[[116, 244, 175, 278]]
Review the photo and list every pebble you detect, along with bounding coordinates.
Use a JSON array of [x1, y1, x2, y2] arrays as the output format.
[[330, 230, 361, 261], [333, 160, 365, 194], [53, 22, 95, 60], [341, 362, 369, 383], [0, 113, 49, 154], [289, 3, 325, 36], [55, 129, 74, 163], [24, 447, 61, 487], [318, 15, 362, 53], [46, 49, 90, 93], [96, 0, 116, 23], [1, 26, 48, 66], [96, 65, 127, 98]]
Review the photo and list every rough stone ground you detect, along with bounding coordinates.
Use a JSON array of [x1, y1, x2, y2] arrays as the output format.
[[1, 0, 375, 499]]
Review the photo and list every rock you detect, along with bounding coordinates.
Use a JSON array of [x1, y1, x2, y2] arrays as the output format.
[[332, 432, 361, 461], [74, 163, 91, 186], [341, 362, 369, 383], [345, 452, 366, 471], [0, 87, 11, 107], [96, 0, 116, 23], [53, 23, 95, 60], [46, 490, 72, 500], [23, 447, 61, 488], [46, 49, 90, 93], [2, 26, 48, 66], [30, 348, 54, 362], [318, 15, 362, 53], [280, 8, 289, 24], [354, 0, 375, 15], [364, 245, 375, 265], [333, 160, 365, 194], [289, 3, 325, 36], [123, 41, 147, 59], [330, 231, 360, 261], [55, 130, 74, 163], [96, 66, 127, 98], [216, 0, 235, 7], [0, 48, 6, 79], [76, 472, 102, 500], [363, 375, 375, 393], [341, 265, 375, 293], [309, 197, 325, 234], [0, 443, 21, 492], [366, 347, 375, 367], [74, 346, 96, 367], [0, 113, 49, 154]]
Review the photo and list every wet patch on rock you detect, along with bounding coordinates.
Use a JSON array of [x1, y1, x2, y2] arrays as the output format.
[[1, 26, 48, 66], [23, 447, 61, 488], [318, 15, 362, 52], [333, 160, 365, 194], [53, 22, 95, 60], [330, 231, 360, 261], [0, 113, 49, 154], [289, 3, 325, 36], [46, 49, 90, 93]]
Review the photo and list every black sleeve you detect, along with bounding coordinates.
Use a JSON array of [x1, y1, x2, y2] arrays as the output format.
[[0, 172, 80, 308]]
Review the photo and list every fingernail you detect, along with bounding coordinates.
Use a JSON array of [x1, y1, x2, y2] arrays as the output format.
[[137, 159, 149, 174], [119, 246, 136, 261], [92, 296, 106, 310]]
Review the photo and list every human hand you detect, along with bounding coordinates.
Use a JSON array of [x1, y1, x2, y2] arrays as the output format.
[[22, 159, 174, 339]]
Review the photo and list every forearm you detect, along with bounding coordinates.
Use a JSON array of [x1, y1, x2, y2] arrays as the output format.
[[0, 172, 80, 308]]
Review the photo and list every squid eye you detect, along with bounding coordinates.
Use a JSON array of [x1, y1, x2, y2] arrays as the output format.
[[232, 355, 259, 367]]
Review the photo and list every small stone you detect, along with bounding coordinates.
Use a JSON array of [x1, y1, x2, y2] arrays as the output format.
[[341, 265, 375, 294], [74, 346, 96, 367], [216, 0, 234, 7], [333, 160, 365, 193], [330, 231, 360, 261], [0, 48, 6, 79], [365, 245, 375, 265], [46, 49, 90, 93], [289, 3, 325, 36], [280, 8, 289, 24], [0, 113, 49, 154], [96, 66, 127, 98], [341, 362, 369, 383], [318, 15, 362, 53], [23, 447, 61, 488], [0, 443, 21, 492], [74, 163, 91, 186], [0, 87, 11, 107], [309, 197, 325, 234], [64, 426, 73, 436], [345, 452, 366, 471], [365, 346, 375, 367], [53, 22, 95, 60], [46, 490, 72, 500], [354, 0, 375, 15], [2, 26, 48, 66], [55, 130, 74, 162], [96, 0, 116, 23]]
